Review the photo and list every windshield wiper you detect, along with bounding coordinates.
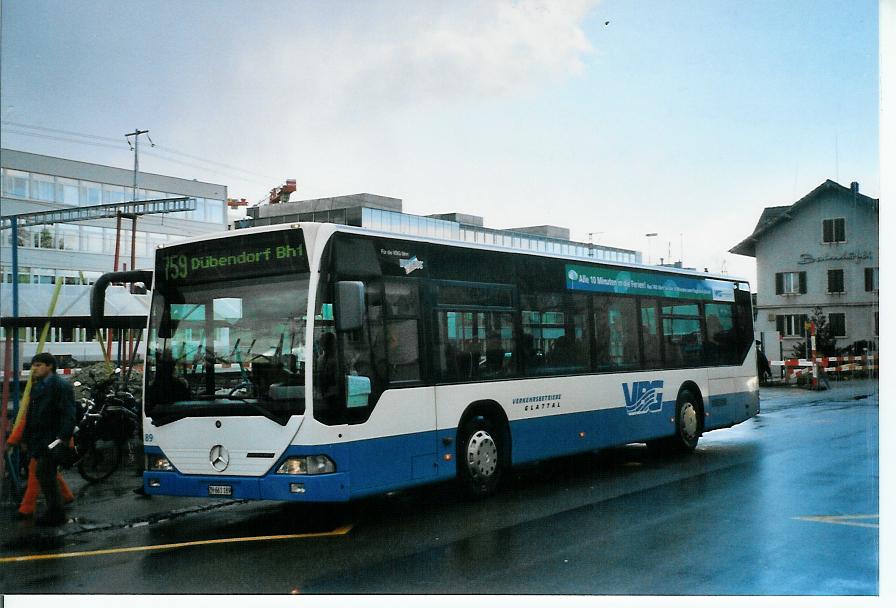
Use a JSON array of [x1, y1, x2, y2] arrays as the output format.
[[149, 399, 291, 426]]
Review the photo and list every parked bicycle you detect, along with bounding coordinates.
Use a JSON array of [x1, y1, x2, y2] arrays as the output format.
[[73, 370, 142, 483]]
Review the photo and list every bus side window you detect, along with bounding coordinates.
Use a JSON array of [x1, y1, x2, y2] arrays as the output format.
[[386, 319, 420, 382], [660, 301, 703, 367], [594, 296, 639, 370], [358, 281, 385, 387], [521, 293, 590, 375], [705, 302, 736, 365], [383, 280, 421, 384], [734, 288, 755, 363], [435, 310, 515, 381], [640, 298, 662, 368]]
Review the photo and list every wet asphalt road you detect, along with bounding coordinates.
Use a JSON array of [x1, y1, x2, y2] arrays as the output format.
[[0, 381, 879, 595]]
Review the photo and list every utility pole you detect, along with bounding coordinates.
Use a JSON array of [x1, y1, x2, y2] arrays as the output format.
[[125, 129, 152, 202], [122, 129, 153, 372]]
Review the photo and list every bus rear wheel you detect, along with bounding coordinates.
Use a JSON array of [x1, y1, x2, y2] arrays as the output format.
[[670, 389, 702, 453], [457, 416, 504, 498], [648, 389, 702, 455]]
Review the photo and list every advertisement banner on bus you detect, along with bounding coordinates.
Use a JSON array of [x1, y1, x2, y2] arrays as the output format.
[[565, 264, 735, 301]]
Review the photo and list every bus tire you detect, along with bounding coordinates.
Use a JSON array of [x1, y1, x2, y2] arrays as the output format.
[[647, 389, 702, 455], [670, 389, 702, 453], [457, 415, 504, 498]]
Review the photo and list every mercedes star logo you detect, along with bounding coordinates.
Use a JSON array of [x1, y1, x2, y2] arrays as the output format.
[[209, 445, 230, 472]]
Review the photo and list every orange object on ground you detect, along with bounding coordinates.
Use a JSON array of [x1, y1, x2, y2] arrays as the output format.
[[17, 457, 75, 516]]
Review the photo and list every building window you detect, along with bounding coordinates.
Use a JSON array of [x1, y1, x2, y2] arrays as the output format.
[[827, 269, 845, 294], [57, 177, 79, 205], [34, 226, 56, 249], [80, 181, 102, 205], [822, 218, 846, 243], [775, 271, 806, 295], [103, 183, 127, 204], [827, 313, 846, 337], [776, 314, 808, 337], [865, 267, 879, 292], [2, 169, 29, 198], [56, 224, 79, 251], [31, 173, 56, 202], [81, 226, 104, 253]]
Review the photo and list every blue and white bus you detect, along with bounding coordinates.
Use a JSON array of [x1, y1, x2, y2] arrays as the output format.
[[94, 222, 759, 501]]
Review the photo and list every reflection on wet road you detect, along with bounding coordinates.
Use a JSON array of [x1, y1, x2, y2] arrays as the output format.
[[0, 382, 878, 595]]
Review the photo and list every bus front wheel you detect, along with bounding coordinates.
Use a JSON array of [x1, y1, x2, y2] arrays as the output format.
[[457, 416, 504, 498]]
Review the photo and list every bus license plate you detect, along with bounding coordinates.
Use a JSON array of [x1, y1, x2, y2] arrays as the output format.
[[208, 485, 232, 496]]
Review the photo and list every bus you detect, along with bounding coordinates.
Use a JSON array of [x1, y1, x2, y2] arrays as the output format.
[[92, 222, 759, 501]]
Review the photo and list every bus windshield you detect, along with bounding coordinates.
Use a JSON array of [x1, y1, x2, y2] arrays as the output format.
[[145, 274, 309, 424]]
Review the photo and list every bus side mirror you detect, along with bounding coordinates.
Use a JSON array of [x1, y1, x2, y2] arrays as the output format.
[[335, 281, 365, 332]]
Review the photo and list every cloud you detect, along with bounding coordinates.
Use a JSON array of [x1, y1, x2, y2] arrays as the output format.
[[239, 1, 598, 118]]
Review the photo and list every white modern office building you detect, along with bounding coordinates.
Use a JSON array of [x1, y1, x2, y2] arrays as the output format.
[[730, 179, 879, 358], [1, 148, 228, 365], [240, 192, 642, 265]]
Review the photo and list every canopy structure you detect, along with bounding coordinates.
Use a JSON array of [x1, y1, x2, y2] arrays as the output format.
[[0, 284, 149, 329]]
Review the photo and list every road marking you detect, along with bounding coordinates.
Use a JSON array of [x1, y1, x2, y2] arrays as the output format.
[[0, 523, 353, 564], [792, 514, 878, 529]]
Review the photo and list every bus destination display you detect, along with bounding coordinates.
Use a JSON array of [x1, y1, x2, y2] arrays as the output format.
[[158, 230, 308, 285]]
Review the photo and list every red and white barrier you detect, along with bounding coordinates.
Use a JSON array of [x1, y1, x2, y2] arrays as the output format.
[[770, 354, 879, 387]]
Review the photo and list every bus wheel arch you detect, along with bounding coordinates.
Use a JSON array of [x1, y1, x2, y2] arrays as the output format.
[[648, 383, 704, 455], [455, 400, 511, 498]]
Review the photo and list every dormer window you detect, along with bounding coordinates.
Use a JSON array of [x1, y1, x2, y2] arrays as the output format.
[[822, 218, 846, 243]]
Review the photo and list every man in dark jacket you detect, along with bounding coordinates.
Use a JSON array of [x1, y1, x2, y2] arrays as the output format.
[[23, 352, 76, 526]]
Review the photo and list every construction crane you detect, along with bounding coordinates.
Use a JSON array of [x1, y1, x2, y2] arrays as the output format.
[[258, 179, 297, 206]]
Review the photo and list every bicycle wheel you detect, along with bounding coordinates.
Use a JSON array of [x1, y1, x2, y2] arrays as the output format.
[[78, 439, 121, 482]]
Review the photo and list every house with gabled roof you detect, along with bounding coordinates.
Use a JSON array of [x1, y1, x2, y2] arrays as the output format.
[[730, 179, 879, 357]]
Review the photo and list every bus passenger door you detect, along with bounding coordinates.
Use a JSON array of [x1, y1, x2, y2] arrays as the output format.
[[344, 278, 440, 492]]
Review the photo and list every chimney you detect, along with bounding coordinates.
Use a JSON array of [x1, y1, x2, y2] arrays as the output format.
[[850, 181, 859, 194]]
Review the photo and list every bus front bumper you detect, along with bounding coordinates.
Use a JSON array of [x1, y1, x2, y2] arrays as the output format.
[[142, 471, 352, 502]]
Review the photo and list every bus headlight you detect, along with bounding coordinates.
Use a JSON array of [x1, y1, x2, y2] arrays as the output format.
[[276, 455, 336, 475], [147, 454, 175, 472]]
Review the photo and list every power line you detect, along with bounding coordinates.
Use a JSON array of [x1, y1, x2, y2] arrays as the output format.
[[140, 148, 274, 186], [150, 144, 279, 181], [2, 121, 280, 186], [2, 120, 123, 144], [2, 128, 125, 151]]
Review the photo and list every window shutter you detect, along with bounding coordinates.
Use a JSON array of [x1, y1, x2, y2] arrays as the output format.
[[835, 219, 845, 242], [775, 315, 785, 334], [799, 272, 807, 294], [823, 220, 833, 243], [865, 268, 873, 291], [800, 314, 808, 337], [828, 269, 842, 293], [775, 273, 783, 295]]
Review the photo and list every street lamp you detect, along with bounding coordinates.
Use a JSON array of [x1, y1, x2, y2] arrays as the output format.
[[645, 233, 658, 264]]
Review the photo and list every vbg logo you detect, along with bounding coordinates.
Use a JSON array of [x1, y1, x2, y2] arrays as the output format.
[[622, 380, 664, 415]]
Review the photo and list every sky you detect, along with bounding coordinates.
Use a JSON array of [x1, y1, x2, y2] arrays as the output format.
[[0, 0, 882, 286]]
